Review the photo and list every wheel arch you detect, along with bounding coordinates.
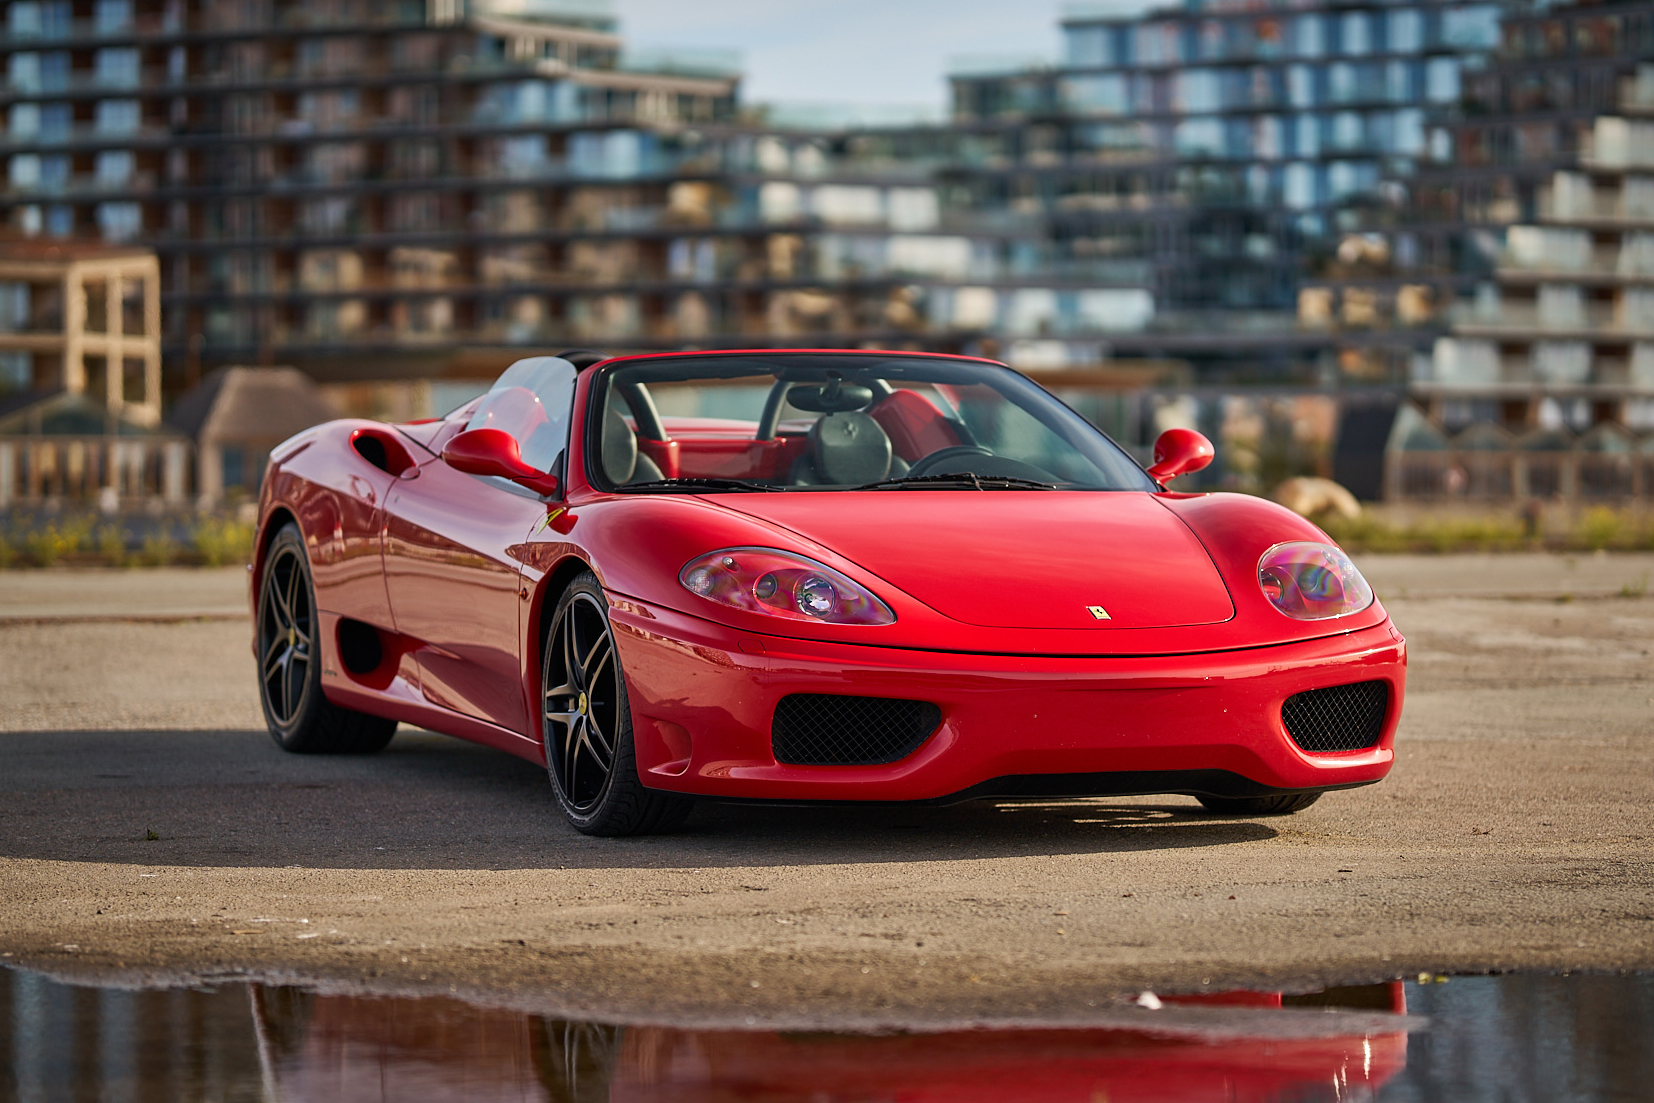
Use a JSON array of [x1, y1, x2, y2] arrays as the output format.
[[252, 505, 300, 608], [526, 554, 601, 708]]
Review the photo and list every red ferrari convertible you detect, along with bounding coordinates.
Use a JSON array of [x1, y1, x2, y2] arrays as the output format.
[[251, 349, 1404, 835]]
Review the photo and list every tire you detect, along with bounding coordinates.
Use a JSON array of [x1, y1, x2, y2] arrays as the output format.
[[1196, 792, 1322, 816], [256, 523, 397, 755], [542, 572, 693, 836]]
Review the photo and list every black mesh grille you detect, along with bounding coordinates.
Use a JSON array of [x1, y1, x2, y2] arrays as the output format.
[[772, 694, 942, 766], [1282, 681, 1389, 753]]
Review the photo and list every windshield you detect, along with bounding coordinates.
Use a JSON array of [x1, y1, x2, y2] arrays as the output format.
[[586, 353, 1154, 492]]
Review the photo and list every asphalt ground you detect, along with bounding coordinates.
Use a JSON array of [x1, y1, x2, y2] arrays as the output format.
[[0, 554, 1651, 1027]]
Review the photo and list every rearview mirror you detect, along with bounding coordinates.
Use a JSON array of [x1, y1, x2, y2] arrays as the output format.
[[1146, 428, 1215, 484], [442, 428, 560, 496]]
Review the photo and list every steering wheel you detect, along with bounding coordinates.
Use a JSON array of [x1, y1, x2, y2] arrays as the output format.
[[908, 445, 1063, 483], [906, 445, 994, 477]]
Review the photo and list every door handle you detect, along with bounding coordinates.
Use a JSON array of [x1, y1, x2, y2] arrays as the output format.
[[349, 475, 376, 505]]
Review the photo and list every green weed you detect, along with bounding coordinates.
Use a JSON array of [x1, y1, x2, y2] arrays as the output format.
[[192, 517, 255, 567], [95, 523, 129, 567], [138, 532, 178, 567]]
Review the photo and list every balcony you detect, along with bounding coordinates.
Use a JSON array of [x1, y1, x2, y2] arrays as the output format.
[[1450, 303, 1654, 341], [1539, 189, 1654, 227]]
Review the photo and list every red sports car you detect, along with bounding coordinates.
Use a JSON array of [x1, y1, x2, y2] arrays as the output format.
[[251, 349, 1404, 835]]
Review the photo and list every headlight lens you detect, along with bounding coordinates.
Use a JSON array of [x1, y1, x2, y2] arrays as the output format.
[[1257, 542, 1374, 620], [679, 548, 895, 626]]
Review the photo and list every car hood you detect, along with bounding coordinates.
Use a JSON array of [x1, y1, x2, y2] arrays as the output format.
[[717, 491, 1234, 631]]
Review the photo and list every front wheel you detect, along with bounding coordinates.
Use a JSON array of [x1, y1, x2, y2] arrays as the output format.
[[542, 572, 693, 836], [1196, 792, 1322, 816], [257, 523, 397, 755]]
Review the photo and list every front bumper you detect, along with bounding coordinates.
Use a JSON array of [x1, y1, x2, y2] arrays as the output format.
[[610, 599, 1405, 803]]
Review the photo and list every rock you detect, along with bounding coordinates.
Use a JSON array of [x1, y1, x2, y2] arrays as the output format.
[[1274, 476, 1361, 521]]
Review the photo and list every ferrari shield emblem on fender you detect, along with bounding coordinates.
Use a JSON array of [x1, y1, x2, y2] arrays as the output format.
[[1087, 605, 1111, 620]]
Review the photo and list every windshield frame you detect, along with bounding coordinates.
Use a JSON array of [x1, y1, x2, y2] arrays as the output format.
[[581, 351, 1157, 495]]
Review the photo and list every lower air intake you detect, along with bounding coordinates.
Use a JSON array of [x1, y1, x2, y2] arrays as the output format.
[[772, 694, 942, 766], [1282, 680, 1389, 753]]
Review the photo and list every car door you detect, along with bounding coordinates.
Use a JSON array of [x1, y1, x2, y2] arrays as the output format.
[[383, 358, 576, 736]]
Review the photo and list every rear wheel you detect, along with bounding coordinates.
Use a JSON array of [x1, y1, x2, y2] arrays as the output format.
[[257, 523, 397, 755], [1196, 792, 1322, 816], [542, 572, 693, 836]]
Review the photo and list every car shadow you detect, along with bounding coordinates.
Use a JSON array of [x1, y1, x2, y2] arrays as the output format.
[[0, 727, 1278, 871]]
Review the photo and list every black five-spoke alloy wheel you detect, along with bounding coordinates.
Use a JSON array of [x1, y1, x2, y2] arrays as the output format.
[[543, 572, 692, 835], [256, 523, 397, 755]]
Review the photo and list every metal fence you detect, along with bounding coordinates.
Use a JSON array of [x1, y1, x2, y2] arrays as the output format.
[[1385, 450, 1654, 502], [0, 436, 191, 507]]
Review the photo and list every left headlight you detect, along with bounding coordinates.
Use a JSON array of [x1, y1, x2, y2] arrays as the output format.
[[679, 547, 896, 626], [1257, 541, 1374, 620]]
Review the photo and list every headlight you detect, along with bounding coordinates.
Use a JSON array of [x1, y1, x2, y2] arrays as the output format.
[[1257, 542, 1374, 620], [679, 548, 896, 626]]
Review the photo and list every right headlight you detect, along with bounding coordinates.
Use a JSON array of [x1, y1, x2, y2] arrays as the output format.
[[680, 547, 896, 626], [1257, 541, 1374, 620]]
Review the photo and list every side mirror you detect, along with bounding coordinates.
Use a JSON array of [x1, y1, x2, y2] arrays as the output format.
[[442, 428, 560, 496], [1146, 427, 1215, 484]]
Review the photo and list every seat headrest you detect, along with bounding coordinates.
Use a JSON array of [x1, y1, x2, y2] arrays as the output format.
[[808, 411, 892, 485], [602, 404, 638, 484]]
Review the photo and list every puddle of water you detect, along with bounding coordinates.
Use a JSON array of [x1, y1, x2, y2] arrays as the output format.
[[1, 969, 1650, 1102]]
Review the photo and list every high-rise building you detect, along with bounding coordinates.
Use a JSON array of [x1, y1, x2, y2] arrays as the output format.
[[0, 0, 744, 384], [1376, 63, 1654, 503], [945, 0, 1508, 382]]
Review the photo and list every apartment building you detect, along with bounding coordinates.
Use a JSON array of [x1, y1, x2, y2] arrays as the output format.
[[1311, 0, 1654, 357], [944, 0, 1512, 384], [1389, 64, 1654, 501], [0, 0, 744, 383]]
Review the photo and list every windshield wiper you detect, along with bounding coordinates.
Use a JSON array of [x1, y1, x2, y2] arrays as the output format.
[[854, 473, 1058, 491], [618, 477, 783, 493]]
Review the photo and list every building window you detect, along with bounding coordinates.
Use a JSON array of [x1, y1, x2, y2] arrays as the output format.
[[1062, 75, 1128, 116], [95, 150, 133, 188], [94, 48, 141, 89], [1426, 58, 1461, 103], [1329, 62, 1356, 103], [0, 350, 30, 393], [46, 204, 73, 236], [1388, 9, 1422, 53], [0, 283, 31, 333], [1134, 21, 1182, 66], [1294, 14, 1325, 58], [96, 201, 141, 241], [1288, 64, 1316, 108], [1341, 12, 1370, 56], [1175, 118, 1225, 158], [1285, 162, 1317, 209], [37, 51, 69, 92], [1296, 114, 1320, 158], [8, 103, 40, 138], [1332, 112, 1362, 151], [8, 53, 40, 93], [1176, 69, 1222, 113], [8, 154, 41, 190], [1064, 25, 1114, 68], [1442, 5, 1501, 50], [95, 100, 141, 134], [1386, 60, 1412, 103], [95, 0, 133, 34]]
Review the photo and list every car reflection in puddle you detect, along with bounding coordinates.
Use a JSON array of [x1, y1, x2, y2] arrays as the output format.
[[3, 970, 1651, 1101]]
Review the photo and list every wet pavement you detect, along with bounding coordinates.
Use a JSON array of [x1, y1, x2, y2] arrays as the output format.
[[2, 968, 1650, 1102]]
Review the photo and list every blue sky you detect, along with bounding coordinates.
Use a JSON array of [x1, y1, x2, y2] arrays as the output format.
[[612, 0, 1156, 110]]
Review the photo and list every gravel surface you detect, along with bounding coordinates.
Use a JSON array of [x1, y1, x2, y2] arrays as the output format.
[[0, 557, 1650, 1025]]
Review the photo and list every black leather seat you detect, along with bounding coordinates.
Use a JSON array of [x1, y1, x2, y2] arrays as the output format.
[[602, 404, 664, 485], [790, 411, 895, 486]]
